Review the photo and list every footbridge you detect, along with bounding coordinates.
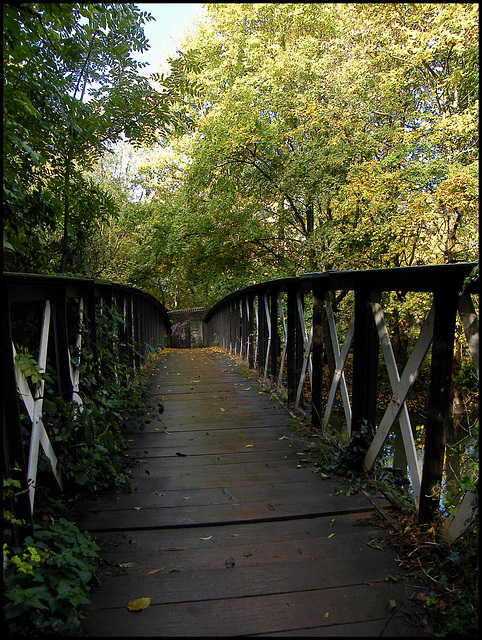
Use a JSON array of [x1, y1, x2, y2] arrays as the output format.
[[4, 262, 478, 636]]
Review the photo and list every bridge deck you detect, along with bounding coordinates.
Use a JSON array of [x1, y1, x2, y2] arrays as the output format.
[[77, 348, 424, 637]]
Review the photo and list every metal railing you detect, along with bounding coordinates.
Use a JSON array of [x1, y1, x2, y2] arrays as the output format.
[[3, 273, 171, 533], [204, 262, 479, 527]]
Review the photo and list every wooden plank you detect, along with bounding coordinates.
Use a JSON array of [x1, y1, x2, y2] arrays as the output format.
[[82, 485, 372, 516], [82, 581, 420, 637], [123, 429, 306, 453], [82, 521, 402, 607], [77, 490, 374, 532]]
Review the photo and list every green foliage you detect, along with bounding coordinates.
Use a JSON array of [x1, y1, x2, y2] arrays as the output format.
[[4, 3, 478, 303], [14, 347, 47, 386], [32, 303, 152, 498], [3, 2, 188, 275], [3, 518, 100, 636], [411, 524, 479, 636], [4, 302, 160, 634]]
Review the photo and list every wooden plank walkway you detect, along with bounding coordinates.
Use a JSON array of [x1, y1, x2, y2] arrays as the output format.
[[77, 348, 425, 637]]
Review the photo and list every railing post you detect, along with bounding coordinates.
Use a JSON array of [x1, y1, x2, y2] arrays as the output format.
[[229, 300, 236, 354], [3, 289, 33, 542], [132, 295, 141, 368], [51, 288, 74, 400], [286, 285, 297, 405], [258, 291, 267, 374], [247, 294, 254, 369], [311, 283, 324, 429], [351, 288, 379, 464], [84, 284, 98, 381], [418, 288, 459, 524], [118, 293, 128, 369], [237, 298, 243, 357], [294, 291, 305, 408], [125, 293, 134, 368], [269, 289, 278, 380], [239, 296, 247, 360]]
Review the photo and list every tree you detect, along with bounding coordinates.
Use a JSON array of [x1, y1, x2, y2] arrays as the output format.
[[3, 3, 191, 275], [162, 2, 478, 287]]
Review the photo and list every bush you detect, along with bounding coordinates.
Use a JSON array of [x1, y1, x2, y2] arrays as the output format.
[[3, 518, 100, 636]]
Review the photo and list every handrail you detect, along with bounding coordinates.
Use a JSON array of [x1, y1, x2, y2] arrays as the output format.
[[3, 272, 171, 534], [204, 262, 479, 526]]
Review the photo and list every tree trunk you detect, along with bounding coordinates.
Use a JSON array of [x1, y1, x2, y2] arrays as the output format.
[[59, 150, 72, 274]]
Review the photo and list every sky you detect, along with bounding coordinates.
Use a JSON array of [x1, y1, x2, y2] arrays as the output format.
[[132, 3, 206, 75]]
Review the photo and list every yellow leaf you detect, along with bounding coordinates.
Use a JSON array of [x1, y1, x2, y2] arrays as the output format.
[[328, 533, 335, 538], [245, 444, 253, 448], [200, 536, 213, 540], [324, 612, 330, 619], [127, 597, 151, 611], [148, 567, 165, 575]]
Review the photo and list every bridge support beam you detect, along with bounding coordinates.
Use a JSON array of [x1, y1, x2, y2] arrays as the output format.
[[418, 288, 458, 525], [311, 285, 325, 430], [351, 289, 379, 467]]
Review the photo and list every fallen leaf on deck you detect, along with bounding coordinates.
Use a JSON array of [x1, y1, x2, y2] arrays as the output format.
[[386, 599, 397, 613], [328, 533, 335, 538], [367, 539, 383, 550], [324, 612, 329, 619], [245, 444, 253, 448], [312, 469, 330, 478], [200, 536, 212, 540], [183, 496, 191, 500], [147, 567, 165, 575], [127, 597, 151, 611], [133, 507, 142, 510], [119, 562, 137, 568]]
